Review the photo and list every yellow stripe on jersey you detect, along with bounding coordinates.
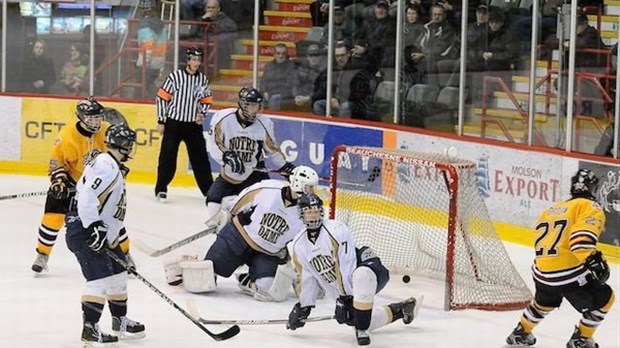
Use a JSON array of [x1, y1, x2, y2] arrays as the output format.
[[327, 232, 347, 296], [97, 172, 121, 214]]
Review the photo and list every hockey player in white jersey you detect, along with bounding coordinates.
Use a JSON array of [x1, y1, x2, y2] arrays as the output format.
[[204, 87, 295, 229], [287, 193, 422, 346], [65, 124, 145, 346], [167, 166, 319, 302]]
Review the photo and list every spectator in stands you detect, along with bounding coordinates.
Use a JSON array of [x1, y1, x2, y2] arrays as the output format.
[[318, 4, 354, 50], [311, 42, 362, 117], [293, 44, 326, 112], [544, 13, 606, 72], [53, 44, 88, 95], [468, 9, 522, 105], [512, 0, 562, 52], [21, 39, 55, 94], [401, 4, 425, 88], [220, 0, 254, 35], [351, 0, 396, 67], [189, 0, 238, 70], [347, 46, 384, 121], [136, 1, 168, 99], [180, 0, 205, 20], [260, 43, 296, 110], [310, 0, 330, 27], [407, 4, 458, 86]]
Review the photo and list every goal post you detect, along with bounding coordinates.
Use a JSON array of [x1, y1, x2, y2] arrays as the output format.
[[329, 145, 532, 311]]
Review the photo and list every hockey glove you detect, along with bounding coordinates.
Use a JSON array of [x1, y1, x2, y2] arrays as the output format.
[[49, 170, 72, 200], [585, 250, 610, 284], [278, 162, 295, 177], [275, 246, 290, 265], [87, 220, 109, 253], [335, 295, 354, 326], [223, 151, 245, 175], [286, 302, 312, 330]]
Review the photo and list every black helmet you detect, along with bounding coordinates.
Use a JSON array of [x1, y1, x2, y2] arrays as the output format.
[[76, 96, 104, 133], [237, 87, 263, 123], [186, 47, 204, 60], [570, 169, 599, 199], [105, 124, 137, 162], [298, 193, 324, 231]]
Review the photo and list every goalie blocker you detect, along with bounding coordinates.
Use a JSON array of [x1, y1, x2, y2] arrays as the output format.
[[164, 256, 296, 302]]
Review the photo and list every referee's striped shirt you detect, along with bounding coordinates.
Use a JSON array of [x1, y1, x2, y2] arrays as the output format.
[[156, 68, 213, 124]]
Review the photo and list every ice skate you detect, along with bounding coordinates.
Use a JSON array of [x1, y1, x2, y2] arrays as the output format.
[[156, 192, 167, 203], [506, 323, 536, 346], [388, 295, 423, 325], [237, 272, 256, 296], [566, 327, 598, 348], [112, 316, 145, 340], [356, 329, 371, 346], [81, 321, 118, 347], [31, 252, 49, 273]]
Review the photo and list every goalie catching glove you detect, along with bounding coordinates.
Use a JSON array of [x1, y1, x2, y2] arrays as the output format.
[[87, 220, 108, 252], [49, 169, 72, 200], [585, 250, 610, 284], [286, 303, 312, 330], [223, 151, 245, 174]]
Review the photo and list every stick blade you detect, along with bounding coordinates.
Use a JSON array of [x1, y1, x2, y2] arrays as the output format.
[[210, 325, 241, 341]]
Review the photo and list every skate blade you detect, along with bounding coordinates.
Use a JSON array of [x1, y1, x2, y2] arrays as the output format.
[[112, 331, 146, 340]]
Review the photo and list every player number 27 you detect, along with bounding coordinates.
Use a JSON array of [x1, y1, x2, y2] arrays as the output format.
[[534, 219, 567, 257]]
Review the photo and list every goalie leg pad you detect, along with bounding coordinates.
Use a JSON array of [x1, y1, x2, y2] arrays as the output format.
[[253, 264, 297, 302], [180, 259, 217, 293], [164, 255, 197, 286]]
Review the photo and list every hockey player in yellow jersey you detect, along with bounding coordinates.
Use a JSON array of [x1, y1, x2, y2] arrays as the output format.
[[506, 169, 615, 348], [31, 97, 131, 273]]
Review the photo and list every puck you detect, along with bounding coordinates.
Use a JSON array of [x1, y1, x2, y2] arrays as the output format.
[[402, 275, 411, 283]]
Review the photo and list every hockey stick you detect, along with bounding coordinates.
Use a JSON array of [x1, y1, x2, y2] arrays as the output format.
[[0, 190, 48, 201], [132, 226, 217, 257], [187, 298, 334, 325], [105, 249, 240, 341]]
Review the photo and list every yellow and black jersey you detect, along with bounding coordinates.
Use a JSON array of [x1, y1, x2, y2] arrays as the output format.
[[48, 122, 110, 182], [532, 197, 606, 286]]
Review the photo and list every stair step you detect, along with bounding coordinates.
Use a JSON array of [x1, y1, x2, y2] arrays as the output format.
[[258, 25, 311, 41], [494, 91, 559, 104], [473, 108, 549, 122], [264, 10, 313, 27], [213, 89, 242, 103], [230, 54, 274, 70], [239, 39, 298, 56], [462, 124, 527, 140], [264, 10, 312, 18], [276, 1, 311, 12]]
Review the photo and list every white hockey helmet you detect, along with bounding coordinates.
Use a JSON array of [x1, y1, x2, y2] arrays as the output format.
[[289, 166, 319, 196]]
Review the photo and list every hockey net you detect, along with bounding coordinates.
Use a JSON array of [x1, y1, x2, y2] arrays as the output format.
[[329, 145, 532, 311]]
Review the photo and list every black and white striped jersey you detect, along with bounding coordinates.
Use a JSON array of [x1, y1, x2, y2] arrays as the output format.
[[156, 68, 213, 123]]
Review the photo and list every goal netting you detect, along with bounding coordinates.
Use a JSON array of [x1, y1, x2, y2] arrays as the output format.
[[329, 145, 532, 311]]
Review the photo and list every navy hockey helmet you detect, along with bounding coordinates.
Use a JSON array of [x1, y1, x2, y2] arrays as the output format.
[[237, 87, 263, 123], [298, 193, 324, 231], [105, 124, 137, 162], [570, 168, 599, 199], [76, 96, 105, 133], [186, 47, 204, 60]]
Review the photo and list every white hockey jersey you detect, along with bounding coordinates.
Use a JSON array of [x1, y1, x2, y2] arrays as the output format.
[[75, 152, 127, 246], [207, 108, 287, 183], [229, 180, 303, 255], [291, 219, 359, 308]]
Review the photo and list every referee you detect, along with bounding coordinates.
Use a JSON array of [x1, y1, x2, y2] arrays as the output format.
[[155, 46, 213, 202]]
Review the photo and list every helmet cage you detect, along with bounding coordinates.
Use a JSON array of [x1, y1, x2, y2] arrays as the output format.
[[298, 194, 324, 230], [238, 87, 263, 123], [289, 166, 319, 195], [105, 125, 137, 161], [76, 98, 104, 133]]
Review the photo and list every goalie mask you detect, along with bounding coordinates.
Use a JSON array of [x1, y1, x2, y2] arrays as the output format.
[[570, 168, 599, 199], [237, 87, 263, 124], [298, 193, 324, 232], [105, 124, 137, 162], [289, 166, 319, 197], [76, 96, 104, 133]]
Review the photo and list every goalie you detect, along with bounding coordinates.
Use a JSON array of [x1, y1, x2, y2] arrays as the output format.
[[286, 193, 422, 346], [506, 169, 615, 348], [165, 166, 319, 302]]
